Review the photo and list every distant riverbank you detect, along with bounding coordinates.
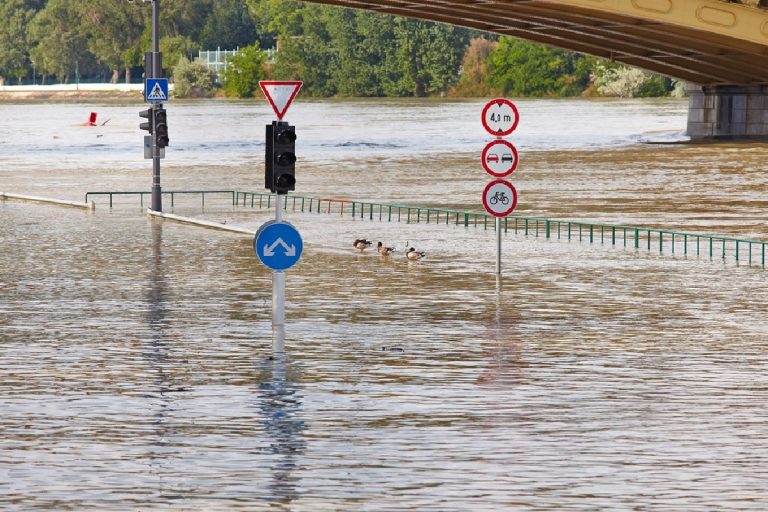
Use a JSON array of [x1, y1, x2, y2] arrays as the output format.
[[0, 83, 159, 102]]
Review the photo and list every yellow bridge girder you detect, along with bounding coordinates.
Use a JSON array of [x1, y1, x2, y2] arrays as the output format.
[[303, 0, 768, 86]]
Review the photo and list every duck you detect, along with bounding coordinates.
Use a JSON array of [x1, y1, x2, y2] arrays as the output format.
[[353, 238, 372, 251], [377, 241, 395, 256], [405, 247, 426, 261]]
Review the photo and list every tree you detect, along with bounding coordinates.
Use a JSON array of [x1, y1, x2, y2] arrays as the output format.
[[220, 43, 266, 98], [487, 37, 594, 97], [76, 0, 146, 83], [199, 0, 257, 50], [0, 0, 40, 84], [160, 35, 197, 71], [453, 37, 499, 97], [28, 0, 91, 84]]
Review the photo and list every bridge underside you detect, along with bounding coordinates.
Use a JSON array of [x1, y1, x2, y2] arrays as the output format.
[[307, 0, 768, 139], [307, 0, 768, 85]]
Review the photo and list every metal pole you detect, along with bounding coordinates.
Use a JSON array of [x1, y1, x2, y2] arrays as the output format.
[[273, 193, 285, 347], [496, 217, 502, 275], [150, 0, 162, 212]]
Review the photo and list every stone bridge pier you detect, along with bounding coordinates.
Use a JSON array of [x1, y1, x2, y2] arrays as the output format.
[[687, 84, 768, 140]]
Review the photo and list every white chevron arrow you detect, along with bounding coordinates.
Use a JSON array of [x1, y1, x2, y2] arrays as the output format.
[[263, 237, 296, 257]]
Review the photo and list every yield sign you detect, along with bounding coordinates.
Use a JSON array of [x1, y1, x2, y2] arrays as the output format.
[[259, 80, 303, 120]]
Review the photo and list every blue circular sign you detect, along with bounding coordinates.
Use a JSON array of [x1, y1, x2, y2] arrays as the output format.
[[253, 221, 303, 271]]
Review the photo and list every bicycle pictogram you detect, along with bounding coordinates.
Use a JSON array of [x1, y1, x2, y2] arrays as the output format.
[[489, 191, 509, 205]]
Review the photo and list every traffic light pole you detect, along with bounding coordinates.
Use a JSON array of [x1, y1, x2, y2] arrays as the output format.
[[150, 0, 162, 213]]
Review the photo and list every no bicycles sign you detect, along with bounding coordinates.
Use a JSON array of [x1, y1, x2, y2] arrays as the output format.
[[482, 179, 518, 217]]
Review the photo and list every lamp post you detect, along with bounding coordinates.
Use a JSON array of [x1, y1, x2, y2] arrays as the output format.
[[129, 0, 163, 212], [147, 0, 162, 212]]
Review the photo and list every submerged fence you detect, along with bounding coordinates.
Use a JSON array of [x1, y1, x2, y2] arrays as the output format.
[[233, 191, 767, 267], [84, 189, 767, 268]]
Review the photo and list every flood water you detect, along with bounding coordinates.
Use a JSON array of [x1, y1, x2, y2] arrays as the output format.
[[2, 98, 768, 510]]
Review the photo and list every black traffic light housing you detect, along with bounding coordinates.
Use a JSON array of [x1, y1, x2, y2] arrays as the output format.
[[154, 105, 169, 149], [139, 108, 153, 133], [266, 121, 296, 194]]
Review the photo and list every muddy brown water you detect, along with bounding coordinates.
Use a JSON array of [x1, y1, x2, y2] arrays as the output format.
[[1, 98, 767, 510]]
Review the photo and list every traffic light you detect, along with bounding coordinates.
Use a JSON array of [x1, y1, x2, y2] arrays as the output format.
[[265, 123, 274, 191], [154, 106, 169, 148], [272, 121, 296, 194], [139, 108, 153, 133]]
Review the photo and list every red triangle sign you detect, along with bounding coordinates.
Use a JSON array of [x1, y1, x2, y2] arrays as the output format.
[[259, 81, 303, 120]]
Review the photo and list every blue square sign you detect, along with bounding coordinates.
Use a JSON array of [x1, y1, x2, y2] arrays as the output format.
[[145, 78, 169, 103]]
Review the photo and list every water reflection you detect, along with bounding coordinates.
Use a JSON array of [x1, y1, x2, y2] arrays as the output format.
[[476, 275, 524, 386], [144, 220, 178, 499], [257, 351, 305, 507]]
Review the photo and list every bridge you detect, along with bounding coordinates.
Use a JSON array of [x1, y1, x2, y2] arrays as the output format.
[[307, 0, 768, 140]]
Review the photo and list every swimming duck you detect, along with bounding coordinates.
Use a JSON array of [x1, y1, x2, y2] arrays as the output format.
[[353, 238, 372, 251], [377, 241, 395, 256], [405, 247, 426, 260]]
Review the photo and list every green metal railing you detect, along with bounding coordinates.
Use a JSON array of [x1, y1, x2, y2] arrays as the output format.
[[85, 190, 237, 209], [84, 189, 767, 267], [234, 191, 767, 267]]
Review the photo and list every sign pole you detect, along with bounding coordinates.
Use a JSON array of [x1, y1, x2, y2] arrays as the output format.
[[496, 218, 502, 275], [256, 80, 303, 351], [273, 193, 285, 346]]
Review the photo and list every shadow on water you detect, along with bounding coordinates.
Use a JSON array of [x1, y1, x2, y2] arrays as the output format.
[[257, 351, 306, 507]]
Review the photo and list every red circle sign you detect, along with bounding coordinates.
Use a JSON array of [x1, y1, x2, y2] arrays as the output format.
[[481, 139, 519, 177], [481, 98, 520, 137], [482, 179, 518, 217]]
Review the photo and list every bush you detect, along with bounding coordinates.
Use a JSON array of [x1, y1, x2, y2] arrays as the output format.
[[451, 37, 498, 97], [592, 65, 673, 98], [220, 44, 267, 98], [172, 57, 216, 98]]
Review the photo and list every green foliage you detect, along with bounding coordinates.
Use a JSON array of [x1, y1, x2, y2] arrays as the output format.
[[487, 37, 594, 97], [172, 56, 216, 98], [220, 44, 266, 98], [249, 1, 471, 98], [453, 37, 498, 97], [0, 0, 40, 83], [199, 0, 256, 50], [636, 75, 673, 98], [593, 65, 673, 98], [6, 0, 679, 98], [28, 0, 91, 82], [160, 35, 197, 70]]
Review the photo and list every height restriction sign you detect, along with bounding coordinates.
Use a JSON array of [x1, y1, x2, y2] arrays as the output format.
[[481, 98, 520, 137]]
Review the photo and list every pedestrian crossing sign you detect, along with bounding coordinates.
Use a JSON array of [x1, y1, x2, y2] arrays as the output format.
[[145, 78, 169, 103]]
